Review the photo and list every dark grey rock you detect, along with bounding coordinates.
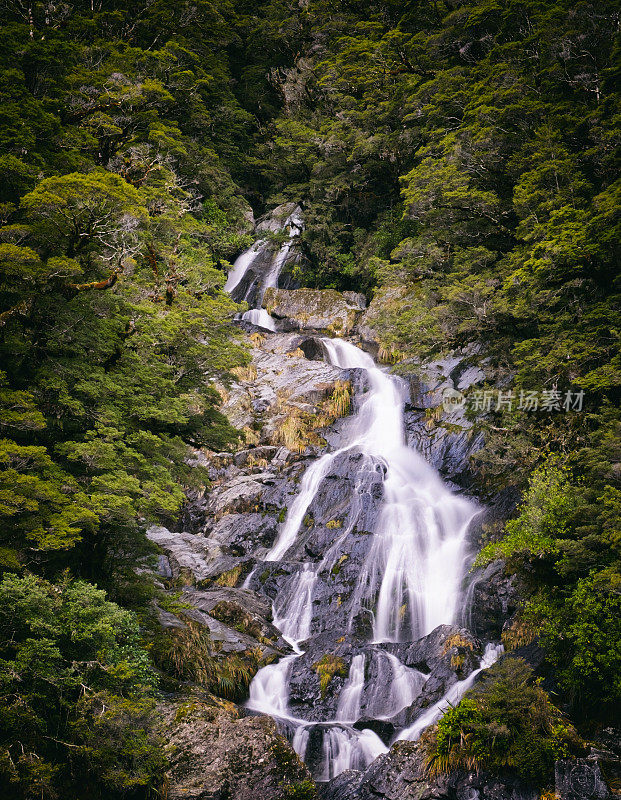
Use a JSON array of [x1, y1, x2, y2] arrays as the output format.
[[318, 739, 539, 799], [463, 560, 522, 641], [181, 587, 290, 652], [556, 758, 611, 799]]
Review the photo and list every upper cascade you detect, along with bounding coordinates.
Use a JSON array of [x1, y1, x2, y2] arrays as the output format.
[[225, 203, 303, 330]]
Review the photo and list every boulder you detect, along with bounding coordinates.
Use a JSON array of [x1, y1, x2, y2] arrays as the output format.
[[159, 697, 314, 800], [147, 525, 224, 584], [465, 559, 522, 641], [181, 587, 290, 652], [264, 287, 366, 335], [555, 758, 611, 799], [318, 739, 539, 800]]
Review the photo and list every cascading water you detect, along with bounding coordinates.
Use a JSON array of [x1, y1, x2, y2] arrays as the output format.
[[225, 205, 303, 331], [244, 336, 498, 780], [396, 643, 504, 741], [227, 208, 499, 782]]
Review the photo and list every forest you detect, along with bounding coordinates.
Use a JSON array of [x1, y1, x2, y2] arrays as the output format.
[[0, 1, 619, 798]]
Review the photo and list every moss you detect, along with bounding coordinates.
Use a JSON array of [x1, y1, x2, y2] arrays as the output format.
[[173, 702, 197, 724], [211, 600, 262, 639], [214, 565, 242, 587], [269, 735, 305, 774], [330, 554, 348, 576], [312, 654, 347, 697], [277, 507, 287, 523], [259, 568, 271, 584], [326, 519, 342, 529], [282, 779, 317, 799]]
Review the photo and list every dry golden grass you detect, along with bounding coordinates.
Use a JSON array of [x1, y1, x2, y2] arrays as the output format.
[[272, 380, 353, 453], [378, 344, 406, 364], [231, 363, 258, 382], [249, 332, 266, 347], [442, 633, 475, 654], [501, 617, 539, 651], [214, 565, 242, 587]]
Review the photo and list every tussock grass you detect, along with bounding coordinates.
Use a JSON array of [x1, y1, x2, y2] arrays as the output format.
[[272, 380, 352, 453], [153, 617, 261, 701], [312, 654, 347, 698], [231, 363, 258, 382]]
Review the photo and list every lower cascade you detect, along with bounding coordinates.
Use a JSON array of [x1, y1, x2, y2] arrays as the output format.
[[244, 334, 501, 779]]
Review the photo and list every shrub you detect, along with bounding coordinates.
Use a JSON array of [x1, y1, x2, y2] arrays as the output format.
[[474, 457, 574, 569], [424, 658, 581, 788], [152, 617, 261, 701], [0, 573, 164, 798]]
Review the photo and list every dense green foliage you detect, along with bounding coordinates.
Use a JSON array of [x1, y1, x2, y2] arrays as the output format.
[[424, 658, 581, 786], [0, 2, 264, 796], [0, 573, 165, 797], [0, 0, 619, 796]]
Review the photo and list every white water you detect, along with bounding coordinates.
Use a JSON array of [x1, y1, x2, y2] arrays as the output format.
[[397, 643, 504, 741], [336, 654, 366, 722], [225, 240, 265, 295], [320, 338, 476, 642], [366, 652, 428, 720], [317, 727, 387, 782], [239, 308, 276, 331], [244, 334, 495, 780], [231, 213, 496, 782]]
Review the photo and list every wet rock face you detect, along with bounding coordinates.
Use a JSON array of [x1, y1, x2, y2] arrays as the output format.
[[273, 625, 480, 729], [400, 349, 486, 487], [229, 202, 303, 307], [264, 287, 366, 335], [160, 698, 313, 800], [151, 316, 537, 794], [461, 488, 523, 640], [465, 560, 522, 641]]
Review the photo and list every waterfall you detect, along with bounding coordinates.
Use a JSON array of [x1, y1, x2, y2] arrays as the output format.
[[245, 335, 498, 780], [336, 655, 366, 722], [365, 652, 428, 720], [317, 338, 475, 642], [225, 204, 303, 330]]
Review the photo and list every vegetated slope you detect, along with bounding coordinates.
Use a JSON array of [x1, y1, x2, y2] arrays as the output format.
[[0, 1, 619, 798]]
